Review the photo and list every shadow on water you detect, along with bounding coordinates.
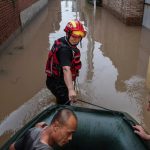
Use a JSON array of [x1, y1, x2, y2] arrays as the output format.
[[0, 0, 150, 146]]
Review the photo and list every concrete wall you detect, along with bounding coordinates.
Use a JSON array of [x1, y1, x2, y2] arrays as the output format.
[[145, 0, 150, 3], [102, 0, 144, 25], [143, 0, 150, 29], [20, 0, 48, 27]]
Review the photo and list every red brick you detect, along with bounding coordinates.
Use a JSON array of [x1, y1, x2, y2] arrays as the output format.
[[0, 0, 38, 45], [102, 0, 144, 25]]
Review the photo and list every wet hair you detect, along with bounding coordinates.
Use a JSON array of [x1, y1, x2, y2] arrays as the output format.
[[51, 108, 77, 126]]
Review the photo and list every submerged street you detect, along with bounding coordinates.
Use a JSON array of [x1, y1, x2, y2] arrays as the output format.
[[0, 0, 150, 145]]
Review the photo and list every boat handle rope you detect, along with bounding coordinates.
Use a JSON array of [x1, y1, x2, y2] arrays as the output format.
[[73, 78, 114, 112], [64, 99, 138, 129], [64, 98, 115, 112], [64, 99, 137, 127], [67, 78, 137, 125], [76, 98, 113, 111]]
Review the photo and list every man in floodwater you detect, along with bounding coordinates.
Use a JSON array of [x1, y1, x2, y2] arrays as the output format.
[[45, 20, 86, 105], [9, 108, 78, 150]]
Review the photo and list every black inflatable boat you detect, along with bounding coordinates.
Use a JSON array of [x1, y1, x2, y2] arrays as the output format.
[[1, 105, 149, 150]]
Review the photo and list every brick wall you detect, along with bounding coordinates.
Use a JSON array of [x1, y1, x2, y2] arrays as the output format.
[[18, 0, 38, 11], [102, 0, 144, 25], [0, 0, 39, 46], [0, 0, 20, 45]]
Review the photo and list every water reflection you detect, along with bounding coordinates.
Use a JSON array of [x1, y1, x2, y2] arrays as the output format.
[[86, 3, 96, 81], [77, 1, 150, 127]]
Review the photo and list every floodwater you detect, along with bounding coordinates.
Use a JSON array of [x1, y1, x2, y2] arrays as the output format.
[[0, 0, 150, 146]]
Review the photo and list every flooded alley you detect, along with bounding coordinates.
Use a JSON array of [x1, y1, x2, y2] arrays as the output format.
[[0, 0, 150, 146]]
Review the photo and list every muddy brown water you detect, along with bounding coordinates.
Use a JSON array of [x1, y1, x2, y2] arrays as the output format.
[[0, 0, 150, 146]]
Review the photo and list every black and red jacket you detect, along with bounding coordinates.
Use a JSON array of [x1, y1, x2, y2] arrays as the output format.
[[45, 37, 81, 81]]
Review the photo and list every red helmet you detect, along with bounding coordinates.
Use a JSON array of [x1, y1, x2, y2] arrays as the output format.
[[64, 20, 86, 38]]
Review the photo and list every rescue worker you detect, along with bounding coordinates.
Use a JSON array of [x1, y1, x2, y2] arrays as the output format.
[[45, 20, 86, 105]]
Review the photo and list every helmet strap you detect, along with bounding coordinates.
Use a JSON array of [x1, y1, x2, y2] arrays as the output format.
[[80, 40, 82, 48], [65, 36, 74, 48], [66, 31, 72, 42]]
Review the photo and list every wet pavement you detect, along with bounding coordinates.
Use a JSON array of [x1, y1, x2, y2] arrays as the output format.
[[0, 0, 150, 146]]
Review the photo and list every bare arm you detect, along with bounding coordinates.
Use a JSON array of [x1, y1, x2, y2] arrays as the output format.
[[63, 66, 76, 102], [133, 125, 150, 140], [9, 122, 47, 150], [9, 143, 16, 150], [35, 122, 48, 128]]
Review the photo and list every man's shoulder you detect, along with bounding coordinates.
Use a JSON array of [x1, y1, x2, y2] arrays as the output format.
[[27, 127, 42, 139], [53, 37, 69, 51], [29, 127, 41, 132], [34, 142, 53, 150], [57, 38, 72, 54], [59, 37, 70, 48], [27, 128, 53, 150], [56, 37, 66, 45]]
